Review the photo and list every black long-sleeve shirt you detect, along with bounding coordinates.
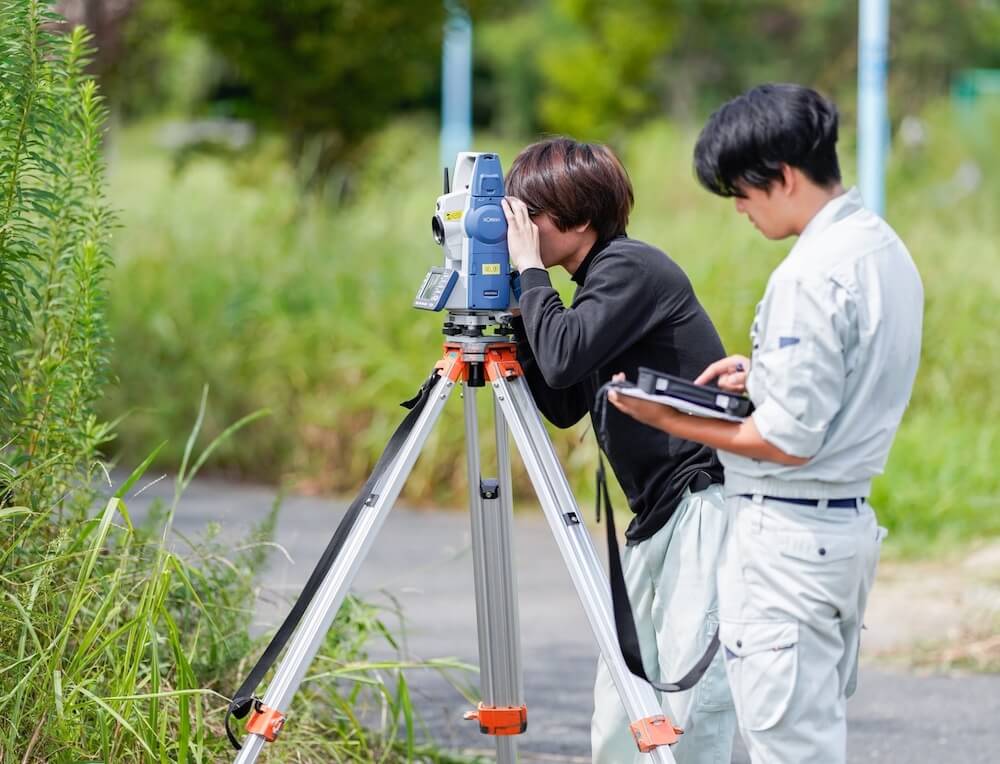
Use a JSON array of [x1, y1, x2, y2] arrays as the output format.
[[513, 235, 726, 543]]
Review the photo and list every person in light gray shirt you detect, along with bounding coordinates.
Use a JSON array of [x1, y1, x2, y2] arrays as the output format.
[[608, 83, 923, 763]]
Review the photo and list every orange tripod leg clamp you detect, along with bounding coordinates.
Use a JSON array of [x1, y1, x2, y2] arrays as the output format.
[[435, 349, 465, 382], [484, 345, 522, 381], [630, 715, 683, 751], [246, 702, 287, 742], [463, 703, 528, 736]]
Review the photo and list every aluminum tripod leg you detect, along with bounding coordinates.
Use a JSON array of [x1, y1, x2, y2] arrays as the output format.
[[465, 385, 524, 763], [233, 370, 460, 763], [492, 392, 524, 710], [489, 369, 679, 763]]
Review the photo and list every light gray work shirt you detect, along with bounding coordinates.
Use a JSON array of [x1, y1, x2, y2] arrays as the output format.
[[721, 187, 924, 500]]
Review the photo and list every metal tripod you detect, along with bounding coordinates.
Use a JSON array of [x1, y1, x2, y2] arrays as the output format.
[[233, 326, 682, 763]]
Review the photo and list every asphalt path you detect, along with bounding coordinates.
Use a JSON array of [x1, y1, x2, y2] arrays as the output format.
[[129, 476, 1000, 762]]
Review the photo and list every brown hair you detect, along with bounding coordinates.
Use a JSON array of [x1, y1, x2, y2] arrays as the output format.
[[505, 137, 634, 242]]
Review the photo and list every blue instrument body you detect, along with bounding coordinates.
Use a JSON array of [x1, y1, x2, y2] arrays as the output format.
[[463, 154, 511, 311]]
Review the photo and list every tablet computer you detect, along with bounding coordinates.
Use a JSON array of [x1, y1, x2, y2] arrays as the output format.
[[612, 367, 754, 422]]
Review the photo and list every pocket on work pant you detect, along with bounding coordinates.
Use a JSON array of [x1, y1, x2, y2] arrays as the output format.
[[720, 620, 799, 732], [775, 531, 860, 615]]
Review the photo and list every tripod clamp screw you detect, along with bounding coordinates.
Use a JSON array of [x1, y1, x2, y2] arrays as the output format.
[[480, 479, 499, 500]]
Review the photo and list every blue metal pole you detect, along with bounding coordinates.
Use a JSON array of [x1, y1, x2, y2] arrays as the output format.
[[858, 0, 889, 216], [441, 2, 472, 173]]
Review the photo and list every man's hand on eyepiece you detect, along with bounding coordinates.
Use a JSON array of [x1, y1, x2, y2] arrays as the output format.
[[695, 355, 750, 393], [502, 197, 544, 273]]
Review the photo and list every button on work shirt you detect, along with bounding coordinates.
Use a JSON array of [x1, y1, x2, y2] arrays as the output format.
[[721, 188, 924, 500]]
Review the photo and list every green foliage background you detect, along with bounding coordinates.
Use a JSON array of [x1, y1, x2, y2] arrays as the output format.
[[104, 101, 1000, 555], [104, 1, 1000, 169]]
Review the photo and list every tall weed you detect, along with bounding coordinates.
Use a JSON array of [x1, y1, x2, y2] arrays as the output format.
[[0, 2, 114, 510]]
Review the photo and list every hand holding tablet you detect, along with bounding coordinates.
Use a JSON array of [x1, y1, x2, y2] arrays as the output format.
[[610, 367, 754, 423]]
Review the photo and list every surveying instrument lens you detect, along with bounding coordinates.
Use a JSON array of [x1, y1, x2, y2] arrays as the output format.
[[432, 214, 446, 245]]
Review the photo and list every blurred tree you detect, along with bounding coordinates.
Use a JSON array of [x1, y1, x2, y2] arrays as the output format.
[[62, 0, 998, 177], [53, 0, 219, 121], [104, 0, 216, 119], [888, 0, 1000, 116], [476, 9, 550, 137], [477, 0, 1000, 140], [56, 0, 141, 77], [169, 0, 488, 186], [536, 1, 678, 139]]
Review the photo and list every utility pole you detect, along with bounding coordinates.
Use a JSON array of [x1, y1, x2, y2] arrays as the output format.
[[858, 0, 889, 216], [441, 1, 472, 173]]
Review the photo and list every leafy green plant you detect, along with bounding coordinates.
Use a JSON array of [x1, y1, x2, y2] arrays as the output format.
[[0, 0, 114, 511]]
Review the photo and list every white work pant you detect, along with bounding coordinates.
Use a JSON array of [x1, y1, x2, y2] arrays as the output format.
[[718, 495, 884, 764], [592, 485, 737, 764]]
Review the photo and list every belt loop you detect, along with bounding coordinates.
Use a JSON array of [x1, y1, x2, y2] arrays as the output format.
[[817, 498, 829, 510], [751, 494, 764, 533]]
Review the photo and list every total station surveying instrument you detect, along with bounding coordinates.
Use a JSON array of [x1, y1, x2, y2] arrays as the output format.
[[224, 152, 686, 763]]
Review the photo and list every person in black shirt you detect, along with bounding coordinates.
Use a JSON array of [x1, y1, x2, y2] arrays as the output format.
[[501, 138, 735, 764]]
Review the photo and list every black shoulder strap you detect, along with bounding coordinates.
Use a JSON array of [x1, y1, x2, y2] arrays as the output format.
[[593, 381, 719, 693], [224, 371, 441, 749]]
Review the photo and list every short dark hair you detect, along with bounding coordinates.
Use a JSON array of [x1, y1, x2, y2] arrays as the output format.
[[693, 83, 842, 198], [506, 137, 634, 241]]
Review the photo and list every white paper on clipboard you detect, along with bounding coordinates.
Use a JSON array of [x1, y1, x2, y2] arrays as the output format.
[[614, 385, 747, 422]]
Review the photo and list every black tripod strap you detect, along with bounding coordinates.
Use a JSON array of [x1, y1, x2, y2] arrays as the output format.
[[594, 382, 720, 694], [225, 371, 442, 749]]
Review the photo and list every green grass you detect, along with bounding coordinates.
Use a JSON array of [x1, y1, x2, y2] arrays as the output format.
[[1, 398, 478, 763], [102, 102, 1000, 555]]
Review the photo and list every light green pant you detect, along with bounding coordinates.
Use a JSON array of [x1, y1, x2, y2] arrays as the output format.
[[591, 484, 737, 764], [718, 495, 883, 763]]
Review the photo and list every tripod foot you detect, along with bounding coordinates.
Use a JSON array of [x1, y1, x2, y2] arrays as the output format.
[[246, 702, 287, 742], [463, 703, 528, 735], [630, 715, 683, 751]]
